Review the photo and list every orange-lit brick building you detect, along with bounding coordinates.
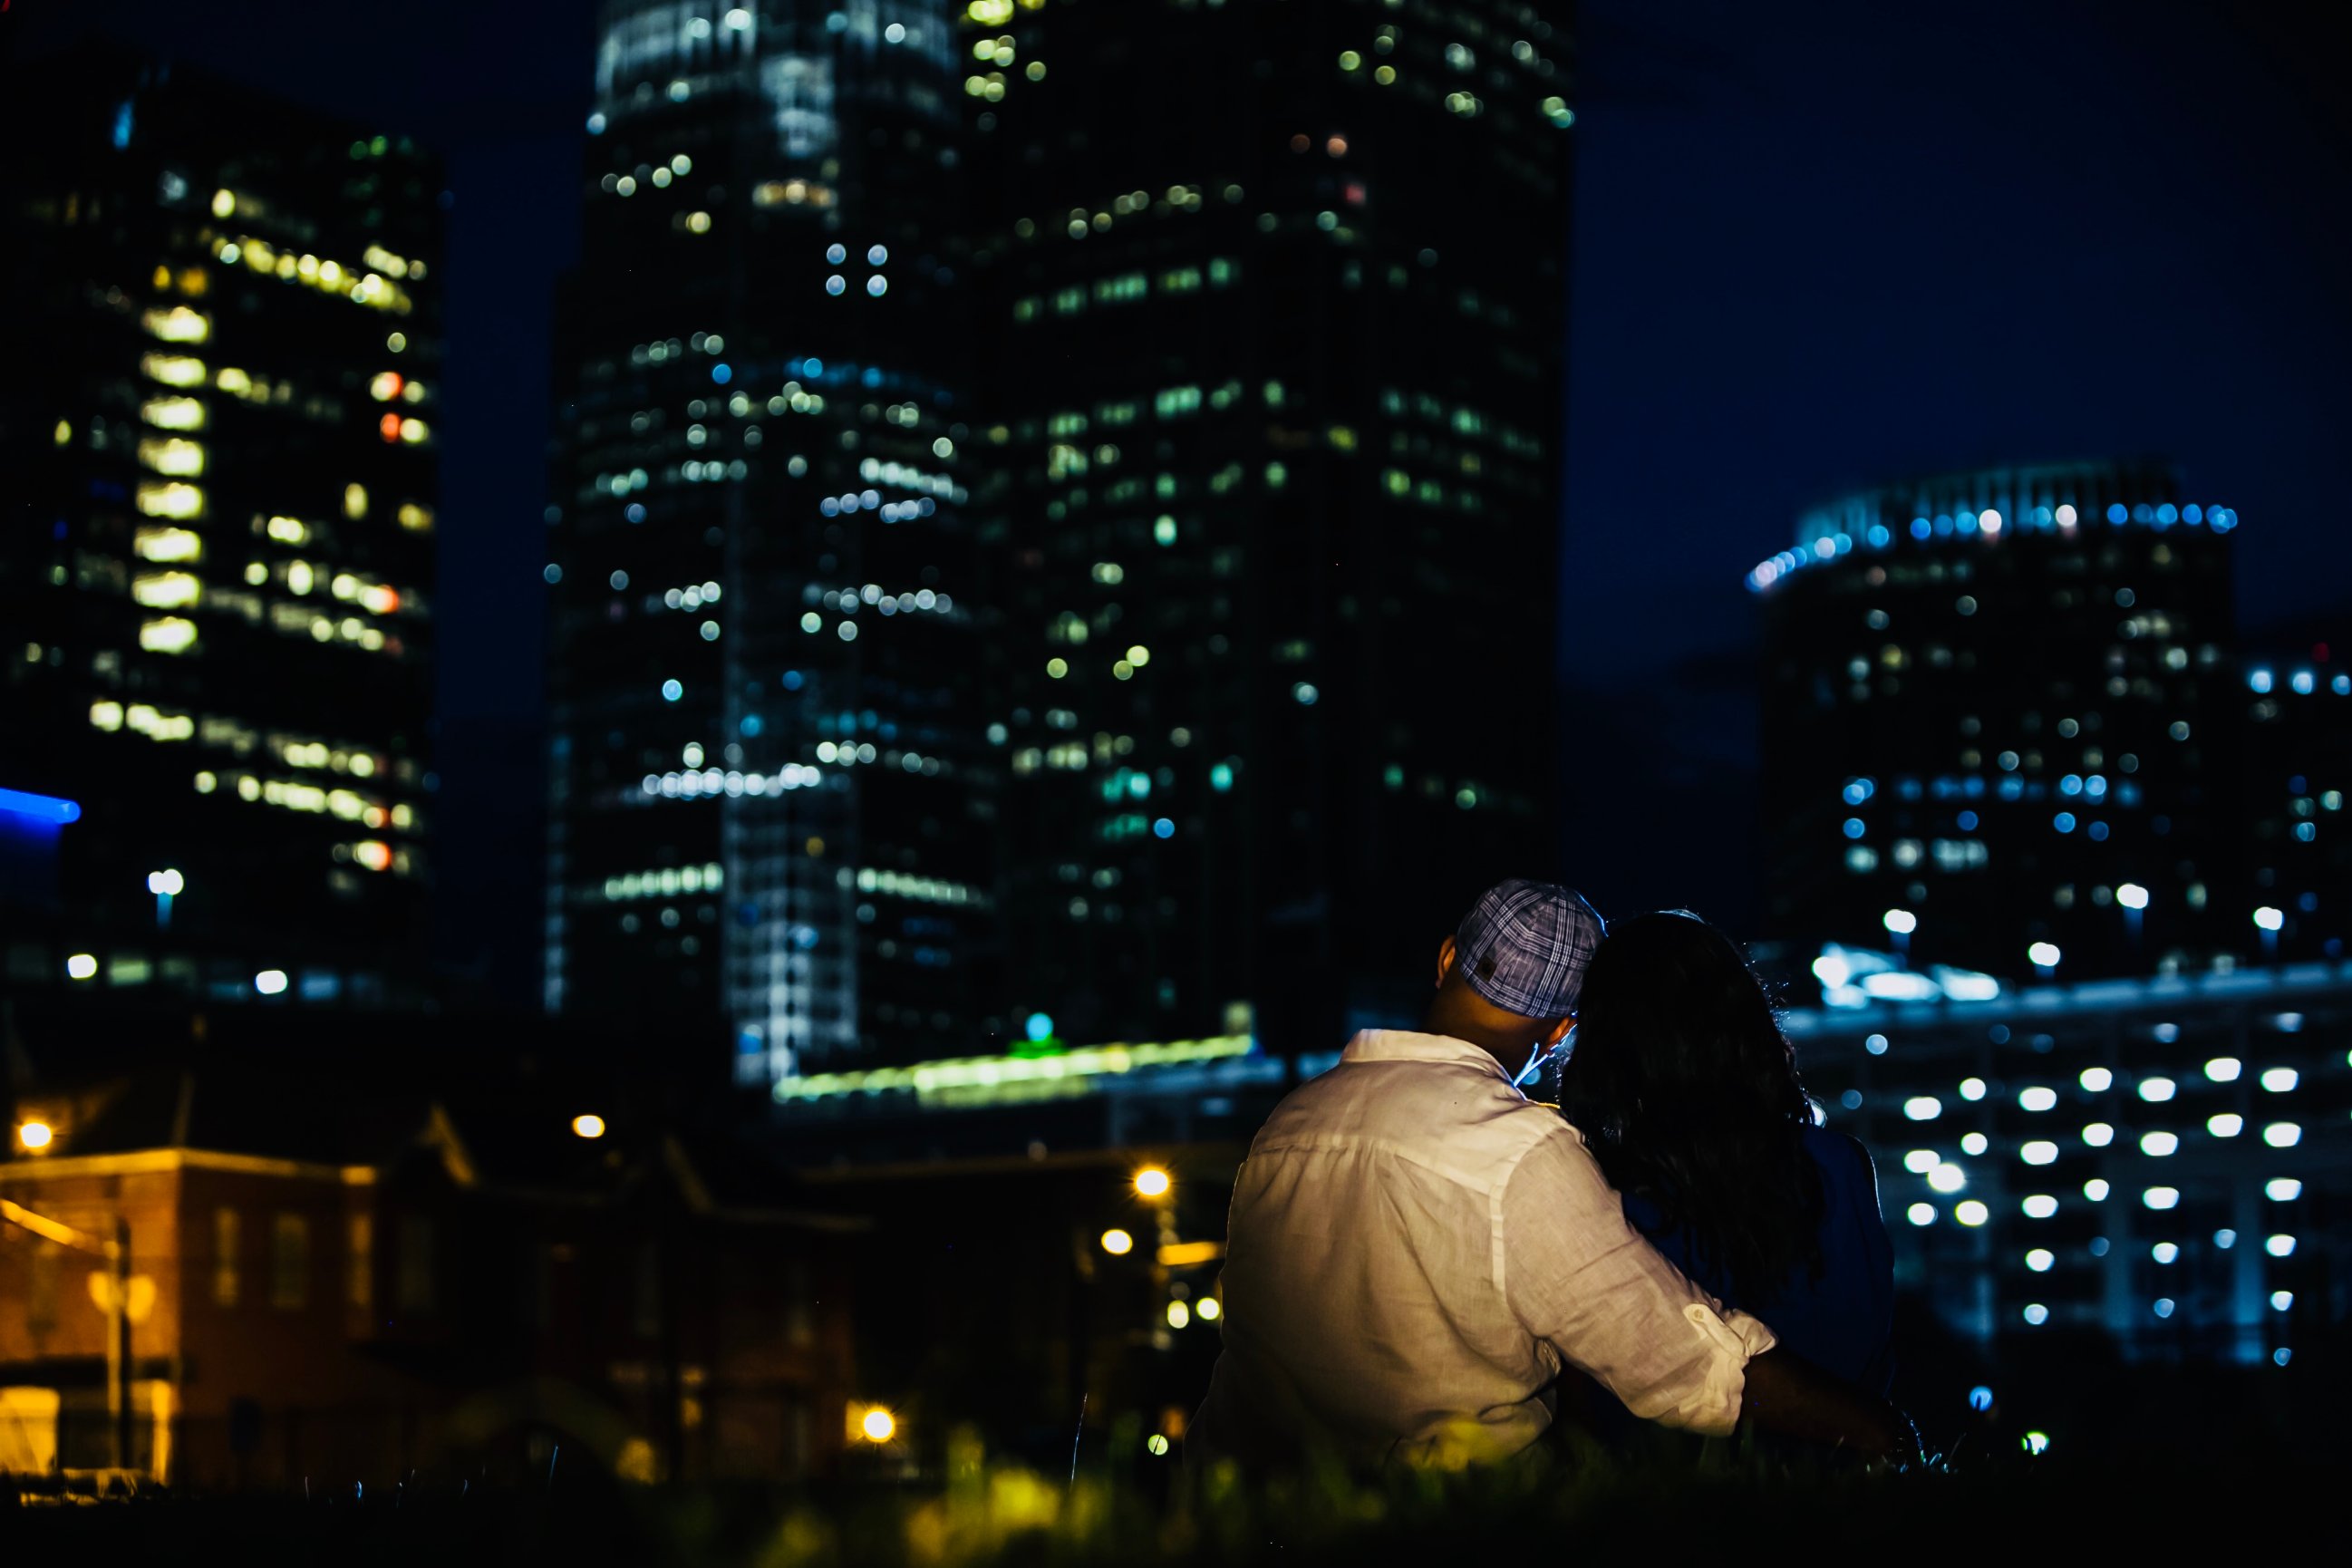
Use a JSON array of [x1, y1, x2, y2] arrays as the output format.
[[1, 1071, 860, 1488]]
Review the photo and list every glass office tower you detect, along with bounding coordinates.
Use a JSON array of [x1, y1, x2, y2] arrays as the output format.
[[966, 0, 1577, 1054], [545, 4, 1004, 1082], [1, 51, 440, 1009], [1752, 463, 2244, 983]]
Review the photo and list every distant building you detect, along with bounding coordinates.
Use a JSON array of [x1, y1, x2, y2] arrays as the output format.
[[968, 0, 1578, 1052], [2241, 636, 2352, 963], [543, 3, 1004, 1084], [0, 1076, 858, 1486], [1752, 462, 2245, 984], [0, 51, 440, 1011], [1789, 964, 2347, 1367]]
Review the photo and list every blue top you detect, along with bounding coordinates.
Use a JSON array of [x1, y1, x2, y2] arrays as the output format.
[[1618, 1124, 1895, 1394]]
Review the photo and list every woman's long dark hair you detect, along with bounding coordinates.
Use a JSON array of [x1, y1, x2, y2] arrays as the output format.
[[1557, 911, 1824, 1306]]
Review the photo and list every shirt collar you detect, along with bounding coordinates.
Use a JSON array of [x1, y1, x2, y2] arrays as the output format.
[[1340, 1029, 1522, 1086]]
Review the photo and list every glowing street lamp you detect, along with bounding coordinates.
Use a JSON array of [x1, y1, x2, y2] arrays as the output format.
[[2253, 905, 2283, 959], [18, 1121, 53, 1152], [571, 1114, 606, 1139], [147, 867, 184, 929], [1133, 1166, 1172, 1199], [1099, 1228, 1134, 1255], [1883, 908, 1916, 960], [859, 1406, 896, 1444], [2116, 882, 2149, 943], [2028, 942, 2061, 976]]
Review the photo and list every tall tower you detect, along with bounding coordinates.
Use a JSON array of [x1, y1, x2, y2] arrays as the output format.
[[545, 4, 1004, 1083], [1, 51, 440, 1011], [1752, 462, 2244, 983], [966, 0, 1578, 1053]]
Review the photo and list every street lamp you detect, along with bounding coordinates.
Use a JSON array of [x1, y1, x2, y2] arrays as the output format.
[[2253, 905, 2283, 960], [147, 868, 184, 929], [1133, 1166, 1171, 1199], [859, 1407, 896, 1444], [1099, 1228, 1134, 1255], [2028, 942, 2061, 976], [2116, 882, 2148, 944], [1883, 908, 1916, 961], [18, 1121, 53, 1152], [571, 1114, 606, 1139]]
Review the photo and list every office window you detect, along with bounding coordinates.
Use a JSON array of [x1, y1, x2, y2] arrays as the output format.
[[271, 1214, 310, 1310], [347, 1213, 373, 1310], [212, 1207, 241, 1306]]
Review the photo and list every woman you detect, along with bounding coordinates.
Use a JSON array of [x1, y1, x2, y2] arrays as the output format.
[[1555, 910, 1893, 1397]]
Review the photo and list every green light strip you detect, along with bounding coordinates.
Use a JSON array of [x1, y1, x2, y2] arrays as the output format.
[[770, 1034, 1254, 1102]]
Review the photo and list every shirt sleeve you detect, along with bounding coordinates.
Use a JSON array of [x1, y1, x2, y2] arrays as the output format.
[[1499, 1124, 1777, 1437]]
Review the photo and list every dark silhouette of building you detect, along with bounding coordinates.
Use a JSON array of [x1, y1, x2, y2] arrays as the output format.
[[970, 0, 1577, 1054], [0, 51, 440, 1011], [1753, 462, 2243, 983], [543, 3, 1005, 1085]]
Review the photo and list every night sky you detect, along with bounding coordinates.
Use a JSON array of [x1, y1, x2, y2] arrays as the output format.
[[14, 1, 2349, 1002]]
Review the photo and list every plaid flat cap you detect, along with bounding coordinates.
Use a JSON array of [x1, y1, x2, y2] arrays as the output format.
[[1455, 880, 1605, 1020]]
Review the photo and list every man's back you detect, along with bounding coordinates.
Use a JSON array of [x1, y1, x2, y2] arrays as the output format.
[[1192, 1030, 1770, 1472], [1194, 1031, 1559, 1469]]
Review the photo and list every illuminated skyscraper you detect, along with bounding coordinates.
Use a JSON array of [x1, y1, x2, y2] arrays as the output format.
[[966, 1, 1578, 1052], [1752, 462, 2246, 984], [1, 51, 440, 1007], [544, 4, 1004, 1082]]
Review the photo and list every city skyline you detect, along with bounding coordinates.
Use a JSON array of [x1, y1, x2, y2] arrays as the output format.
[[8, 1, 2349, 1011]]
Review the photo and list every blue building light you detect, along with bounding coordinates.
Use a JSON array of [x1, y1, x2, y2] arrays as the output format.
[[0, 788, 82, 827], [2107, 503, 2129, 525], [2054, 812, 2077, 834], [711, 362, 732, 384]]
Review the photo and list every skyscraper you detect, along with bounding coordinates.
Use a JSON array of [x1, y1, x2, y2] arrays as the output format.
[[547, 2, 1578, 1089], [1752, 463, 2244, 984], [968, 0, 1577, 1053], [1, 51, 440, 1010], [544, 4, 1004, 1083]]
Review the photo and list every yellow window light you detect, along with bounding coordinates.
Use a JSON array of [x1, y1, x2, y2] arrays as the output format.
[[344, 483, 368, 519], [286, 561, 315, 595], [135, 527, 203, 564], [142, 353, 208, 388], [140, 617, 199, 655], [266, 515, 309, 544], [211, 188, 237, 218], [215, 366, 254, 395], [138, 437, 207, 477], [398, 417, 430, 445], [143, 305, 211, 344], [132, 572, 203, 610], [142, 397, 208, 431], [135, 482, 205, 520], [90, 701, 126, 731], [398, 501, 433, 533]]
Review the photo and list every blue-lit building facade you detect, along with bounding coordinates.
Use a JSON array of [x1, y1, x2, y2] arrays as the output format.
[[1, 52, 440, 1011], [967, 0, 1577, 1053], [1753, 462, 2246, 985], [544, 3, 1005, 1082], [1795, 966, 2347, 1367]]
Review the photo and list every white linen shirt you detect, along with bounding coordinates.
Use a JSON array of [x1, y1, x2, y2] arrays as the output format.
[[1190, 1029, 1776, 1470]]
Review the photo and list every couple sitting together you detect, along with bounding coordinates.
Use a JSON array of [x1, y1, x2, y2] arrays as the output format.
[[1190, 880, 1908, 1472]]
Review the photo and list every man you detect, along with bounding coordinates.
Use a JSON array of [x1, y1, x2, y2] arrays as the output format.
[[1190, 880, 1905, 1471]]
